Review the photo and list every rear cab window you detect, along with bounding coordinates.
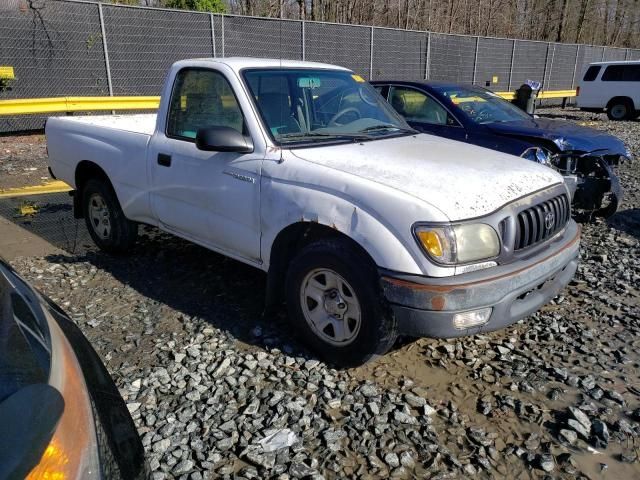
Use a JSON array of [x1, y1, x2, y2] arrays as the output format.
[[582, 65, 601, 81]]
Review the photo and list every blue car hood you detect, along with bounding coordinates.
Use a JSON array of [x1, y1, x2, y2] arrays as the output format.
[[487, 117, 629, 156]]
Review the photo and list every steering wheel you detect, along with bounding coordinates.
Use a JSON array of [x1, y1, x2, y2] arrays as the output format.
[[473, 107, 492, 123], [329, 107, 361, 126]]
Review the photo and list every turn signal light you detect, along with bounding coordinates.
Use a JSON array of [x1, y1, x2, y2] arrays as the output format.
[[417, 230, 443, 257]]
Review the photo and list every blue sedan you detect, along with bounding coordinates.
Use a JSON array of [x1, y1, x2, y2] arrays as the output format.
[[371, 80, 631, 217]]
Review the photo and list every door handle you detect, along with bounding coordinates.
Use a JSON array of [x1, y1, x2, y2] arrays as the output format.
[[157, 153, 172, 167]]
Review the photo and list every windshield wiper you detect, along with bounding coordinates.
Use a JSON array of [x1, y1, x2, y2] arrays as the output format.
[[359, 124, 417, 134], [278, 132, 370, 142]]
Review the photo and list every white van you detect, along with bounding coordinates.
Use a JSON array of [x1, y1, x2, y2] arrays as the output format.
[[577, 60, 640, 120]]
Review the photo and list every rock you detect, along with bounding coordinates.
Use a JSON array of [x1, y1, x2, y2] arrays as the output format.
[[399, 451, 415, 469], [619, 451, 637, 463], [289, 462, 317, 478], [559, 429, 578, 445], [323, 428, 347, 444], [606, 390, 626, 405], [404, 393, 426, 408], [212, 358, 231, 377], [567, 419, 590, 440], [360, 384, 378, 398], [592, 419, 610, 448], [244, 399, 260, 416], [539, 454, 555, 472], [304, 359, 320, 370], [172, 459, 194, 475], [568, 407, 592, 432], [152, 438, 171, 453], [423, 404, 436, 416], [393, 410, 418, 425], [384, 452, 400, 468]]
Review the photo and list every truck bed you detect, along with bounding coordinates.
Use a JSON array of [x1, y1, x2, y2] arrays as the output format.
[[54, 113, 157, 136]]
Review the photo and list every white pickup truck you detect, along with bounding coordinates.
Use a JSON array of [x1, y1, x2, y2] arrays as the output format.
[[46, 58, 580, 366]]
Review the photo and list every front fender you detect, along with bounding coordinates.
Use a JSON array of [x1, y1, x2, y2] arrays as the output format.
[[260, 178, 425, 275], [259, 165, 456, 277]]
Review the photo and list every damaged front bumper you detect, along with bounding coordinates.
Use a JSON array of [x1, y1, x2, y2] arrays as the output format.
[[554, 150, 627, 216], [380, 220, 580, 338]]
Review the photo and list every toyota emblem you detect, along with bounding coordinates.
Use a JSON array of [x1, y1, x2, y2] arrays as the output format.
[[544, 211, 555, 230]]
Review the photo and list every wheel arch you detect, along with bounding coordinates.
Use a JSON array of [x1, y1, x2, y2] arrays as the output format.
[[606, 96, 635, 110], [265, 222, 378, 309], [73, 160, 115, 219]]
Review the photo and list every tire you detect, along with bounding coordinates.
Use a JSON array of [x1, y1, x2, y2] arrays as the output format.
[[82, 178, 137, 253], [606, 99, 633, 121], [285, 238, 397, 367]]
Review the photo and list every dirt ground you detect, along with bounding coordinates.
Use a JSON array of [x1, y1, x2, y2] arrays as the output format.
[[0, 133, 49, 190]]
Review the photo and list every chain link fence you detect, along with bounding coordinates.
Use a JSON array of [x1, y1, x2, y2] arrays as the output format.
[[2, 0, 640, 132]]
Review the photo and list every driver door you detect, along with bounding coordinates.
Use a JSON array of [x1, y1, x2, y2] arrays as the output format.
[[148, 67, 262, 262], [387, 86, 466, 142]]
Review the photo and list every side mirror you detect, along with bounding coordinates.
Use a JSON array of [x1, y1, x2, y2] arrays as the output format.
[[195, 126, 253, 153]]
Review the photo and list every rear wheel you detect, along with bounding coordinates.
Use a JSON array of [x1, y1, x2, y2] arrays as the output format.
[[285, 238, 397, 367], [606, 99, 633, 120], [82, 178, 137, 253]]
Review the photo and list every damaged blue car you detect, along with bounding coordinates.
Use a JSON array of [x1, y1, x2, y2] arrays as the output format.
[[372, 80, 632, 217]]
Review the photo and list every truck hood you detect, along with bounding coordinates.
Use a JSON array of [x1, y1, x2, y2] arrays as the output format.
[[487, 117, 629, 156], [289, 134, 563, 221]]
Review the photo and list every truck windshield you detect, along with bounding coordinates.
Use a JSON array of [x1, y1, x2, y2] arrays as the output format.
[[243, 68, 413, 145], [432, 85, 532, 124]]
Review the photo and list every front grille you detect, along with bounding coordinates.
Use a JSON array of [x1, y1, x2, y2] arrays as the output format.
[[514, 194, 570, 250]]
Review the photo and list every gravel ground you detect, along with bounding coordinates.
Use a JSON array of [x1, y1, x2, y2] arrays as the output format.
[[4, 108, 640, 479]]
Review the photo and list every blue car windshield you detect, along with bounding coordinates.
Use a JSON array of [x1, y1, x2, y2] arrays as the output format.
[[243, 68, 412, 145], [433, 85, 532, 124]]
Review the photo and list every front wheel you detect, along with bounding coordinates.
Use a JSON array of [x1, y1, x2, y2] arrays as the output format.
[[82, 178, 137, 253], [285, 238, 397, 367]]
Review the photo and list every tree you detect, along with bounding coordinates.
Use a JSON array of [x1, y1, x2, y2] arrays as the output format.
[[220, 0, 639, 48], [165, 0, 226, 13]]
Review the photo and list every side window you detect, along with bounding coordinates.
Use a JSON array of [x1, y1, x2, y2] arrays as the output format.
[[582, 65, 601, 81], [167, 69, 244, 140], [602, 65, 624, 81], [389, 87, 457, 126], [601, 65, 640, 82]]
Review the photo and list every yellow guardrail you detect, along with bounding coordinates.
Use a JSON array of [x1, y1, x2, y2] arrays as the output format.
[[496, 89, 577, 100], [537, 89, 577, 99], [0, 96, 160, 115], [0, 90, 577, 116]]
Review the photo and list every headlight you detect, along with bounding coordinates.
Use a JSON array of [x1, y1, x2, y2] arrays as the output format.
[[27, 310, 101, 480], [415, 223, 500, 264], [521, 147, 551, 165]]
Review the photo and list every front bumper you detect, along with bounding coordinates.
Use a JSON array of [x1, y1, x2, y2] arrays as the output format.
[[381, 220, 580, 338]]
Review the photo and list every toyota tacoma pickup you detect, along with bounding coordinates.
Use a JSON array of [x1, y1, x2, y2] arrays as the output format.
[[46, 58, 580, 366]]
